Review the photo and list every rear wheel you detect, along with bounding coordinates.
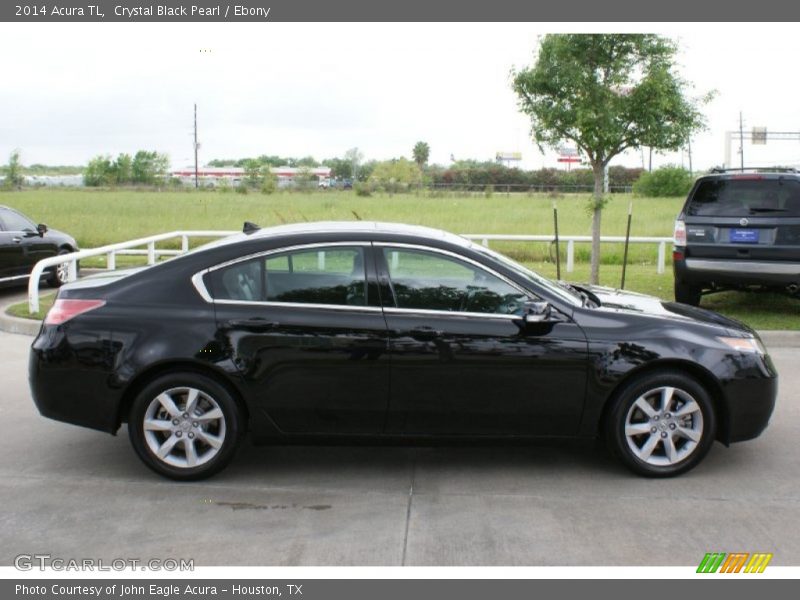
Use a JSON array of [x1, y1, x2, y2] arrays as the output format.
[[605, 371, 716, 477], [128, 372, 244, 480], [674, 280, 702, 306]]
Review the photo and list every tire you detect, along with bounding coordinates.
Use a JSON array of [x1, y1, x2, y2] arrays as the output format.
[[128, 372, 244, 480], [46, 248, 76, 288], [674, 280, 702, 306], [605, 370, 717, 477]]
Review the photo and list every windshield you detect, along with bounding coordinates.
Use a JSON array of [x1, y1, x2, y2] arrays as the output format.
[[471, 243, 583, 307], [687, 178, 800, 217]]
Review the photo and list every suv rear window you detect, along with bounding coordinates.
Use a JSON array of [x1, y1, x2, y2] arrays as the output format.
[[687, 178, 800, 217]]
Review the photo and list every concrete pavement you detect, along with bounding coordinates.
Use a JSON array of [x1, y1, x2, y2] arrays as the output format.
[[1, 325, 798, 566]]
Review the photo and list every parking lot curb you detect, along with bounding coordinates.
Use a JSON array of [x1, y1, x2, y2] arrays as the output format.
[[0, 309, 41, 336], [759, 330, 800, 349]]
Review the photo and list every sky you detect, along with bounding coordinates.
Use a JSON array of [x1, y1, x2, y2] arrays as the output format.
[[1, 22, 800, 172]]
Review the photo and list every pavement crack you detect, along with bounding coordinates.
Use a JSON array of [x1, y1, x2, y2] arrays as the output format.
[[400, 452, 416, 566]]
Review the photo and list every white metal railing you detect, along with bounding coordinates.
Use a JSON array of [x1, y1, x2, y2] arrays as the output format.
[[28, 229, 674, 315], [28, 230, 238, 314], [461, 234, 673, 275]]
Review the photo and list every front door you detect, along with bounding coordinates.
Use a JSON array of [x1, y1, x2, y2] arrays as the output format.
[[377, 245, 588, 436]]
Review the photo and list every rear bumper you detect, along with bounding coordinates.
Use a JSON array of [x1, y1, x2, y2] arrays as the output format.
[[28, 327, 122, 434], [675, 255, 800, 287]]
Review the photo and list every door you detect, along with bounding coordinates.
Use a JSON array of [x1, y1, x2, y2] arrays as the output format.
[[377, 245, 588, 436], [0, 209, 27, 279], [204, 242, 390, 434], [0, 207, 55, 277]]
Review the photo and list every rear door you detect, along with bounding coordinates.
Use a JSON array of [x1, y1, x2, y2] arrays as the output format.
[[204, 242, 391, 435], [684, 177, 800, 262]]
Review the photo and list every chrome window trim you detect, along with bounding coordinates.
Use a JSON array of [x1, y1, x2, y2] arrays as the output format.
[[191, 239, 536, 319], [373, 242, 538, 300], [0, 273, 31, 283], [191, 270, 213, 303], [206, 241, 372, 273], [192, 241, 373, 309], [383, 307, 521, 321], [213, 299, 383, 313]]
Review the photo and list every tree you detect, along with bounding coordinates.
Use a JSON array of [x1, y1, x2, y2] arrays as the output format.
[[322, 157, 353, 180], [112, 153, 133, 185], [412, 141, 430, 169], [84, 155, 114, 186], [513, 34, 710, 283], [344, 147, 364, 180], [370, 158, 422, 192], [131, 150, 169, 185], [2, 149, 25, 189]]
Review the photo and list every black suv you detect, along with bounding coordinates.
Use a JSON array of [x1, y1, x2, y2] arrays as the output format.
[[673, 168, 800, 305]]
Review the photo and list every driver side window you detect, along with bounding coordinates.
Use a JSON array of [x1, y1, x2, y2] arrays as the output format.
[[382, 247, 530, 315], [0, 208, 35, 233]]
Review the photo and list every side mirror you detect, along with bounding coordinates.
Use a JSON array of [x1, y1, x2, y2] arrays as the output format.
[[37, 223, 48, 237], [523, 301, 552, 323]]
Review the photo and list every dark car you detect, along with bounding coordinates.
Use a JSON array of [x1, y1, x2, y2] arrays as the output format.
[[0, 205, 79, 289], [29, 222, 777, 480], [673, 168, 800, 305]]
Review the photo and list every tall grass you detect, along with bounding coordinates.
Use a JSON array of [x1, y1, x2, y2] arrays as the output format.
[[0, 188, 682, 265]]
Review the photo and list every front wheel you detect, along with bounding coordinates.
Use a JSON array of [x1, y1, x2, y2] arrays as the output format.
[[47, 249, 77, 288], [605, 371, 716, 477], [128, 372, 244, 480]]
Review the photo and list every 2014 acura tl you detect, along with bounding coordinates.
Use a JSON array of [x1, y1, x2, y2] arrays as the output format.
[[29, 222, 777, 479]]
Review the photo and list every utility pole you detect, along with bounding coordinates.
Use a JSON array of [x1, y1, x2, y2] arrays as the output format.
[[193, 103, 199, 189], [739, 111, 745, 170], [648, 147, 652, 172], [687, 137, 693, 174]]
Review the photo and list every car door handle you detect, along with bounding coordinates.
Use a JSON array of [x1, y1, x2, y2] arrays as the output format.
[[12, 237, 22, 243], [410, 327, 444, 341], [226, 318, 278, 332]]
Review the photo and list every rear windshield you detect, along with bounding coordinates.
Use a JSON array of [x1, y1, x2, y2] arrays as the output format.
[[687, 178, 800, 217]]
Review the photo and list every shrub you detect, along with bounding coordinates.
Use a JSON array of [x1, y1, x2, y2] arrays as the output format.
[[633, 165, 694, 197], [354, 182, 373, 197]]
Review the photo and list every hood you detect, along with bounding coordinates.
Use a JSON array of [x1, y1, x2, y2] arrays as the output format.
[[576, 284, 754, 335]]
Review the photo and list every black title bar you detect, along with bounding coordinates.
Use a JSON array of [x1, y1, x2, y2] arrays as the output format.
[[1, 0, 797, 22]]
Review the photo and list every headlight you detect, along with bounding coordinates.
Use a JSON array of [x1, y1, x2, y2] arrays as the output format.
[[718, 336, 765, 354]]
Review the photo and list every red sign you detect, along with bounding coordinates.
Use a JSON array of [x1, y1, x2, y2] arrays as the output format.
[[557, 157, 581, 163]]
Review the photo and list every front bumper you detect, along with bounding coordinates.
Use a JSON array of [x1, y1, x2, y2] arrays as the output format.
[[716, 349, 778, 445]]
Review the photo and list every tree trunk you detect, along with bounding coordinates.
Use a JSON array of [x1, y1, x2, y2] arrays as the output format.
[[590, 162, 604, 285]]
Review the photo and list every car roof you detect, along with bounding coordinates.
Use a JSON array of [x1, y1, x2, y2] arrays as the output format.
[[699, 170, 800, 180], [198, 221, 474, 251]]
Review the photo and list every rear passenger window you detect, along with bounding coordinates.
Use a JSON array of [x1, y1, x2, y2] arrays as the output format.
[[205, 246, 368, 307]]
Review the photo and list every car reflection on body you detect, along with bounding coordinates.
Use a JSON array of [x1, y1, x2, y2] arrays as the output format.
[[29, 222, 777, 480]]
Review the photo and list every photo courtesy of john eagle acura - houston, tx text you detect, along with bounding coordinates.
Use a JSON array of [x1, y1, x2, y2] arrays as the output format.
[[28, 222, 777, 480]]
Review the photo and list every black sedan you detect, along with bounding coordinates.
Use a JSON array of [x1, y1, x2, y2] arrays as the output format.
[[0, 204, 78, 288], [29, 222, 777, 480]]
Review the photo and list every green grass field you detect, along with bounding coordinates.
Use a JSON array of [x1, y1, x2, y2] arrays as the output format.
[[2, 187, 798, 329]]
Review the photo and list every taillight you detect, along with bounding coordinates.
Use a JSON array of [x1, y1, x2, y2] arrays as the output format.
[[674, 220, 686, 246], [44, 299, 106, 325]]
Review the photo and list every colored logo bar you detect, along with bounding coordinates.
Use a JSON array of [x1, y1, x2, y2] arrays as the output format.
[[697, 552, 773, 573]]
